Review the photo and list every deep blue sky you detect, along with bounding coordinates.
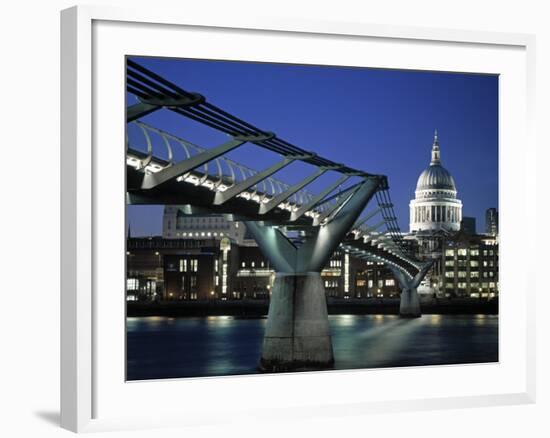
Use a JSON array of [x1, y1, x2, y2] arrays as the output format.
[[127, 56, 498, 236]]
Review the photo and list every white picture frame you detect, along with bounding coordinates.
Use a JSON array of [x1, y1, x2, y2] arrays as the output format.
[[60, 5, 536, 433]]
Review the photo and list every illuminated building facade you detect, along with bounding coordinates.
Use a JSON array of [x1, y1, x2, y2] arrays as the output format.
[[162, 208, 246, 244], [441, 232, 499, 298], [126, 235, 402, 302]]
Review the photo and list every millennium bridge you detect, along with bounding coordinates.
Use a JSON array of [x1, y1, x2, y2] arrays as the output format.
[[126, 60, 434, 372]]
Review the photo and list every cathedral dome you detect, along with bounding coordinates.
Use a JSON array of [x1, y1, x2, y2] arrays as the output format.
[[415, 130, 456, 192], [416, 164, 456, 191]]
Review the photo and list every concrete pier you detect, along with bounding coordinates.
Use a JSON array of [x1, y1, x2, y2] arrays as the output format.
[[399, 287, 421, 318], [259, 272, 334, 372], [388, 260, 435, 318]]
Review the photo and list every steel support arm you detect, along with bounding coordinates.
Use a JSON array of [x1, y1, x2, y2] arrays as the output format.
[[141, 137, 246, 189], [313, 185, 362, 226], [289, 175, 350, 222], [296, 177, 381, 272], [127, 102, 161, 122], [411, 260, 436, 288], [213, 156, 302, 205], [139, 130, 275, 190], [242, 221, 297, 273], [389, 259, 435, 289], [259, 167, 328, 215]]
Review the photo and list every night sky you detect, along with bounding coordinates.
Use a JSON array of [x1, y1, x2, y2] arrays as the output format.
[[127, 56, 498, 236]]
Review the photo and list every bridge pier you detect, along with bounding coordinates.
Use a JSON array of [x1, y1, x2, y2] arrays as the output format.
[[389, 260, 435, 318], [260, 272, 333, 371], [245, 177, 381, 372], [399, 287, 421, 318]]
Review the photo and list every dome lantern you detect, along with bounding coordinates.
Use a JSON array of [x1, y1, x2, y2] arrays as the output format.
[[430, 129, 441, 165]]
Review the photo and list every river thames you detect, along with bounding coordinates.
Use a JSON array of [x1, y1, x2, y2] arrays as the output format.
[[126, 314, 498, 380]]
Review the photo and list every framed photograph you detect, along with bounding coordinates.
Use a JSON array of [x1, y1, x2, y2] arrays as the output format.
[[61, 5, 536, 433]]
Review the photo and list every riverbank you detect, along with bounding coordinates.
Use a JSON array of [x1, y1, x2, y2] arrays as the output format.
[[127, 297, 498, 317]]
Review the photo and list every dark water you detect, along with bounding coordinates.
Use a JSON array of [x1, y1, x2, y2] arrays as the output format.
[[126, 314, 498, 380]]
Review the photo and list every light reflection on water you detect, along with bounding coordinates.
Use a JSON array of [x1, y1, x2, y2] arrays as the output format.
[[126, 314, 498, 380]]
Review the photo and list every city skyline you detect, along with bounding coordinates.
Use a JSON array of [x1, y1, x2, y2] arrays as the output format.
[[127, 56, 498, 236]]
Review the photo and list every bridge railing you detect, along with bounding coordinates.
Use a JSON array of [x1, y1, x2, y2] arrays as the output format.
[[126, 121, 370, 220]]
